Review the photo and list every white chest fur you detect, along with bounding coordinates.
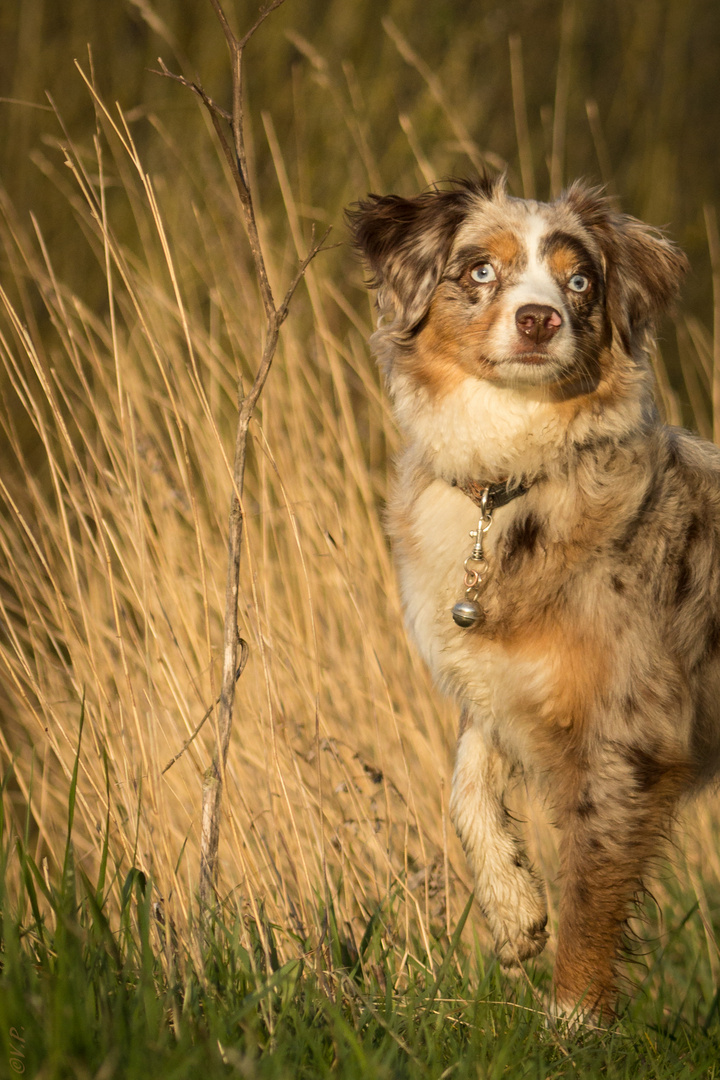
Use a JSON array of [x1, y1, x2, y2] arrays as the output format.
[[392, 478, 551, 736], [389, 373, 569, 484]]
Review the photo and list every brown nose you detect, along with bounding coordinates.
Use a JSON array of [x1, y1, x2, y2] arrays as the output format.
[[515, 304, 563, 344]]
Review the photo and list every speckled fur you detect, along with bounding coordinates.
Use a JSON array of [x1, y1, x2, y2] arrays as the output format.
[[348, 177, 720, 1019]]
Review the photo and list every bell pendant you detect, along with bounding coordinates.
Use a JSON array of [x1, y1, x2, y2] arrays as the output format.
[[452, 598, 483, 628]]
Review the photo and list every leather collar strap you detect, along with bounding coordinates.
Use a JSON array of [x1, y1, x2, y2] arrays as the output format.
[[451, 477, 531, 511]]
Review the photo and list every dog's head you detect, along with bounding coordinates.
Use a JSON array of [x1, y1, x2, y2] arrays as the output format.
[[348, 177, 688, 395]]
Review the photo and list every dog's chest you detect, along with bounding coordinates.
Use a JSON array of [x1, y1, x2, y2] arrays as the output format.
[[389, 374, 566, 484], [388, 469, 628, 744], [388, 477, 561, 712]]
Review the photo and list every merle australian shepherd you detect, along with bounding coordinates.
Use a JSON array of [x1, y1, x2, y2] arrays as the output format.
[[348, 176, 720, 1020]]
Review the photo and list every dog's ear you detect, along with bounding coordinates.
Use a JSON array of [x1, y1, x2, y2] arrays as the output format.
[[564, 182, 689, 352], [347, 187, 473, 334]]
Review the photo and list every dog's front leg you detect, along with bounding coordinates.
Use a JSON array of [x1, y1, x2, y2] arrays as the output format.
[[553, 748, 684, 1020], [449, 713, 548, 967]]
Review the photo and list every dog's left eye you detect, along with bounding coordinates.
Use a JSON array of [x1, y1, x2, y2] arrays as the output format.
[[470, 263, 497, 283], [567, 273, 590, 293]]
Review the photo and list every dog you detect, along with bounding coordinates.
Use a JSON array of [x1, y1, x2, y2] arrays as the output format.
[[348, 175, 720, 1020]]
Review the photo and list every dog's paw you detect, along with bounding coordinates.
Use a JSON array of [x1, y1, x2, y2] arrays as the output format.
[[487, 866, 549, 967], [547, 994, 603, 1034], [496, 912, 549, 967]]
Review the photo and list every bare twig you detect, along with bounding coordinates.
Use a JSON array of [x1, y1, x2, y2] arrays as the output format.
[[161, 639, 249, 776], [152, 60, 232, 123], [156, 0, 330, 909]]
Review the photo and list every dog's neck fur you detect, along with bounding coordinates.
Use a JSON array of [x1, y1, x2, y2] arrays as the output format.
[[387, 363, 654, 487]]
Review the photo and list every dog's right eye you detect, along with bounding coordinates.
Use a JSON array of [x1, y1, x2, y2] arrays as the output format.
[[470, 263, 497, 284]]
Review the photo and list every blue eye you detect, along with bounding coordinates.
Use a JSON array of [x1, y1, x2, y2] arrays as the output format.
[[470, 263, 497, 283], [567, 273, 590, 293]]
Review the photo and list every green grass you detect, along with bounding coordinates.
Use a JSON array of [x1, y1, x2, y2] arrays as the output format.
[[2, 867, 719, 1080], [1, 752, 720, 1079]]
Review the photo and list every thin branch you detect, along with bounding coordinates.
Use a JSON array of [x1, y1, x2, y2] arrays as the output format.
[[161, 639, 249, 775], [237, 0, 287, 50], [205, 0, 290, 321], [207, 0, 287, 53], [152, 59, 232, 123], [153, 59, 245, 207], [156, 0, 329, 910], [239, 225, 332, 423], [207, 0, 238, 49], [277, 226, 332, 321]]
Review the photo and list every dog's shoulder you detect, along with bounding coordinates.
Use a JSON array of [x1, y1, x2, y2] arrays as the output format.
[[654, 426, 720, 524], [663, 425, 720, 477]]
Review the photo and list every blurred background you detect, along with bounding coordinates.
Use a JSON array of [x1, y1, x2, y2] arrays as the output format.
[[0, 0, 719, 1002], [3, 0, 719, 328]]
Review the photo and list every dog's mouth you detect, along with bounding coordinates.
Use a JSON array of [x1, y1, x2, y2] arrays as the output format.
[[487, 342, 572, 384], [506, 343, 555, 365], [513, 350, 552, 364]]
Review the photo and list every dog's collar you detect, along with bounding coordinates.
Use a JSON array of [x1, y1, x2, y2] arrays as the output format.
[[451, 477, 531, 511], [449, 475, 532, 628]]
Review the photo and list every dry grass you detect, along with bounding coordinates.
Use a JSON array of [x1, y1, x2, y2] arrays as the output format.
[[0, 72, 469, 966], [0, 13, 719, 1012]]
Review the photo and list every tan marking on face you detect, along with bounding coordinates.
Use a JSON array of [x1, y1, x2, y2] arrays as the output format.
[[547, 246, 582, 282], [481, 228, 524, 273], [450, 227, 527, 296], [452, 308, 503, 376], [399, 316, 467, 395], [401, 293, 498, 394]]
